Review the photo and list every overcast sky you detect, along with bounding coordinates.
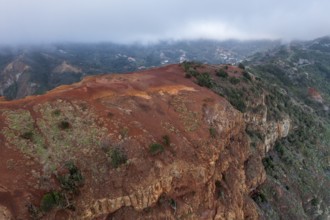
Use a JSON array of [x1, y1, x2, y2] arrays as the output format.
[[0, 0, 329, 45]]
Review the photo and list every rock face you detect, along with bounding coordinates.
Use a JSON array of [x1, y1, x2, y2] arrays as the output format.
[[241, 88, 291, 158], [0, 64, 276, 219]]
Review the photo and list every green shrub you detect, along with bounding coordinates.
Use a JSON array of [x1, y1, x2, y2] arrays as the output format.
[[243, 71, 252, 80], [252, 191, 267, 203], [209, 127, 217, 138], [262, 156, 274, 171], [229, 77, 240, 85], [311, 198, 319, 206], [149, 143, 164, 155], [275, 142, 285, 156], [40, 191, 62, 212], [52, 109, 61, 117], [109, 148, 127, 168], [58, 161, 84, 194], [59, 121, 70, 130], [188, 69, 199, 77], [226, 89, 246, 112], [162, 135, 170, 146], [20, 131, 34, 140], [238, 63, 245, 69], [216, 69, 228, 78], [196, 72, 213, 88]]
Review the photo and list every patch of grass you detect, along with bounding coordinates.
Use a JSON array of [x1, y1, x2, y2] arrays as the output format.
[[149, 143, 164, 155]]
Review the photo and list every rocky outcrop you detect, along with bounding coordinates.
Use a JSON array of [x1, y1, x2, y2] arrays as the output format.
[[0, 64, 285, 219], [243, 93, 290, 156]]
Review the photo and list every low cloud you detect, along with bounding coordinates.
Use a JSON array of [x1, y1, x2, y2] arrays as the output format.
[[0, 0, 329, 45]]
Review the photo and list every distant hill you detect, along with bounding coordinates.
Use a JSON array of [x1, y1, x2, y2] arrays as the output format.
[[245, 36, 330, 219], [0, 39, 280, 99]]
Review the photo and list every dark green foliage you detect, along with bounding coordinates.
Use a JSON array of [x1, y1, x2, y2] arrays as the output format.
[[262, 156, 274, 171], [149, 143, 164, 155], [229, 77, 240, 85], [162, 135, 170, 146], [181, 61, 192, 72], [196, 72, 214, 88], [168, 198, 177, 210], [209, 127, 217, 138], [188, 69, 199, 77], [52, 109, 61, 117], [30, 162, 84, 216], [224, 65, 229, 70], [216, 69, 228, 78], [109, 148, 127, 168], [40, 191, 62, 212], [20, 131, 34, 140], [311, 198, 319, 206], [58, 161, 84, 194], [243, 71, 252, 80], [58, 121, 70, 130], [238, 63, 245, 69], [275, 142, 284, 156], [252, 191, 267, 203], [215, 180, 224, 198], [181, 61, 202, 72], [226, 89, 246, 112]]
